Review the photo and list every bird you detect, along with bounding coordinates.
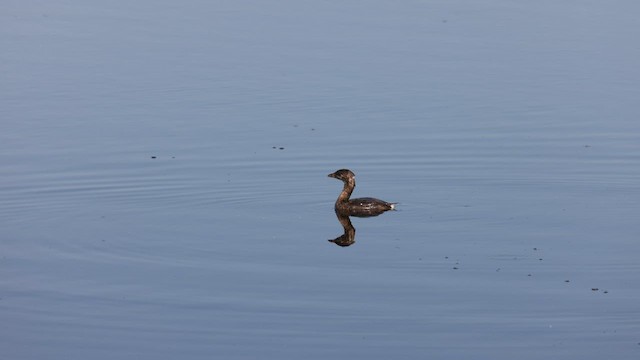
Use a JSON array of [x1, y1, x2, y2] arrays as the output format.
[[328, 169, 396, 217]]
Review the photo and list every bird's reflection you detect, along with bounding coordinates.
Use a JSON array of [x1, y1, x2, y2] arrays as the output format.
[[328, 208, 390, 247], [329, 211, 356, 247]]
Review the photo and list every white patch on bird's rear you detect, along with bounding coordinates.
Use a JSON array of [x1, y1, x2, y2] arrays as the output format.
[[390, 203, 397, 210]]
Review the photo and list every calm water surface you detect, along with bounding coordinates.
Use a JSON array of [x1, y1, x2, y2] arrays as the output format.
[[2, 1, 640, 359]]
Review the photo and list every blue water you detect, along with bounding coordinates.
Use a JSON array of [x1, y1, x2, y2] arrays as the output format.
[[2, 1, 640, 359]]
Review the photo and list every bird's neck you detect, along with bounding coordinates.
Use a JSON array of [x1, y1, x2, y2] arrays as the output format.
[[336, 180, 355, 204]]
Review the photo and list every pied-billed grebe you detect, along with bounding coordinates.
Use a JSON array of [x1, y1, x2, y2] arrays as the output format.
[[328, 169, 396, 217]]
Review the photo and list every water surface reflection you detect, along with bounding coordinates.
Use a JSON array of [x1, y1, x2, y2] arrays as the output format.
[[329, 208, 394, 247], [329, 212, 356, 247]]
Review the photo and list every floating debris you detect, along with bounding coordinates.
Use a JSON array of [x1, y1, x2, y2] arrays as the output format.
[[591, 288, 599, 291], [151, 156, 157, 159], [565, 280, 570, 283]]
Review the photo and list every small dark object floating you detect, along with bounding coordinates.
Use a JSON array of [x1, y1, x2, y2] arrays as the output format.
[[591, 288, 599, 291]]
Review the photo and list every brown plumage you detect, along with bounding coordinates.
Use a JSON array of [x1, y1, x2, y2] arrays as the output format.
[[328, 169, 396, 217]]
